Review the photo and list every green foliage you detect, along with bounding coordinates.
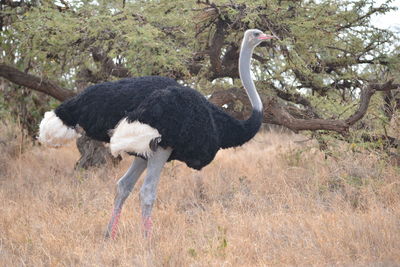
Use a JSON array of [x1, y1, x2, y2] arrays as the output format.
[[3, 1, 195, 84]]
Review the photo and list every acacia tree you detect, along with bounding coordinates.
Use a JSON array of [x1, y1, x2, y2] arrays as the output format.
[[1, 0, 399, 167]]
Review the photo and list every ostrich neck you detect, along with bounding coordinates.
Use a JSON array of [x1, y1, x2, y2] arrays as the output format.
[[239, 42, 263, 112], [216, 40, 264, 150]]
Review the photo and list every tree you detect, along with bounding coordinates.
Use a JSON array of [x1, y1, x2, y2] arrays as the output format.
[[1, 0, 399, 167]]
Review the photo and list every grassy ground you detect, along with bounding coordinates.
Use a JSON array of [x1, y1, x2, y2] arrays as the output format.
[[0, 123, 399, 266]]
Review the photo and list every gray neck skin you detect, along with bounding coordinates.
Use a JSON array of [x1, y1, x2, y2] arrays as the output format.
[[239, 40, 263, 112]]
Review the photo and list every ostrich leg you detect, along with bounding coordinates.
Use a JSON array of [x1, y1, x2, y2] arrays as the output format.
[[105, 157, 147, 239], [140, 147, 172, 237]]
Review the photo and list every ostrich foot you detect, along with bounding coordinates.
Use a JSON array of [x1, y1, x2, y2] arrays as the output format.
[[143, 216, 153, 238]]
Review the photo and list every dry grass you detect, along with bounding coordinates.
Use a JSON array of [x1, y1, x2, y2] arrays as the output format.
[[1, 122, 399, 266]]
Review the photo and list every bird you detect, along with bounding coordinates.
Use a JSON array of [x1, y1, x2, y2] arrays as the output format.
[[38, 29, 275, 239]]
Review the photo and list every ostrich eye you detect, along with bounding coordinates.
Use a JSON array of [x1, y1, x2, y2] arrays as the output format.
[[254, 32, 260, 37]]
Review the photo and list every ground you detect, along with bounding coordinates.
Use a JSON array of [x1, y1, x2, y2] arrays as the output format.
[[0, 122, 399, 266]]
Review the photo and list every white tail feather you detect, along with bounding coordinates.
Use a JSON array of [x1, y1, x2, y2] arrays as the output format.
[[110, 119, 161, 158], [38, 111, 80, 146]]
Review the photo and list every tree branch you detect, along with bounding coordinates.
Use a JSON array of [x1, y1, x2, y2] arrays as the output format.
[[264, 97, 349, 133], [91, 47, 131, 79], [0, 63, 75, 101], [210, 81, 400, 134], [264, 82, 320, 118]]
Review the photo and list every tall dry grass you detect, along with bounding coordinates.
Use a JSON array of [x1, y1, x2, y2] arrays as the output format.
[[0, 122, 399, 266]]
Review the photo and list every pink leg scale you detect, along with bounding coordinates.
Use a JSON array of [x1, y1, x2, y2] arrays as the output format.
[[110, 210, 121, 239], [143, 216, 153, 238]]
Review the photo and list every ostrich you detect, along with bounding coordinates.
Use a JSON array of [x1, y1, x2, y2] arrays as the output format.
[[38, 29, 275, 238]]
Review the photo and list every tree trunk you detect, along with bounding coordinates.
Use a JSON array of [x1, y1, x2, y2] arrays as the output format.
[[75, 133, 121, 169]]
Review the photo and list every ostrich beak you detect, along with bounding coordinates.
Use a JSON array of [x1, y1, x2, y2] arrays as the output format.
[[257, 34, 276, 40]]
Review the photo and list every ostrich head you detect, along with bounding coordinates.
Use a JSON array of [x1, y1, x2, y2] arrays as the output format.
[[243, 29, 275, 47], [239, 29, 276, 113]]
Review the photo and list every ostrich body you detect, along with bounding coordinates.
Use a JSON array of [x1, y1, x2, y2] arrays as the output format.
[[38, 29, 274, 238]]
